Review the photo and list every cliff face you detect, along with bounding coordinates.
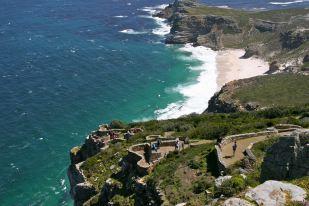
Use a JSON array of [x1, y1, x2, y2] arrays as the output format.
[[157, 0, 309, 70]]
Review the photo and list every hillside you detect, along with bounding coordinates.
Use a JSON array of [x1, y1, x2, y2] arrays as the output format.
[[206, 74, 309, 113], [68, 106, 309, 205], [155, 0, 309, 71]]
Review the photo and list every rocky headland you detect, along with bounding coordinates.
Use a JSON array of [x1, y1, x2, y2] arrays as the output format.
[[155, 0, 309, 74], [67, 1, 309, 205]]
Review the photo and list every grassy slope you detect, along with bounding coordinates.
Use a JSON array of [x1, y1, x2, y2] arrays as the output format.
[[231, 74, 309, 108], [147, 144, 216, 205]]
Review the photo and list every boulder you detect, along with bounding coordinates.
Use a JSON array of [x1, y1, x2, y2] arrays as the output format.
[[215, 175, 232, 187], [261, 130, 309, 181], [265, 61, 280, 74], [242, 44, 262, 58], [223, 198, 254, 206], [245, 180, 307, 206], [280, 30, 309, 50], [254, 19, 280, 32]]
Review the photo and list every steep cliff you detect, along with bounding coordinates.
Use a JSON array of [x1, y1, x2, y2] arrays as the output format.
[[157, 0, 309, 70]]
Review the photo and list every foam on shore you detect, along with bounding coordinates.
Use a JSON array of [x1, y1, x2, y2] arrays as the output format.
[[140, 4, 171, 36], [155, 44, 218, 120], [269, 0, 308, 5]]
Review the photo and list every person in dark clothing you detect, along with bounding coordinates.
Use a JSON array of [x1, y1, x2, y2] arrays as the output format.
[[232, 141, 237, 156]]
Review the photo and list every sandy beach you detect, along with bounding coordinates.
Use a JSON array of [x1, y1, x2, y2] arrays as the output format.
[[216, 49, 269, 89]]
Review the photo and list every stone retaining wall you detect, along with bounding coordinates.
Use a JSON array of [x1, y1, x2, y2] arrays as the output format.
[[215, 130, 279, 171], [215, 124, 302, 172]]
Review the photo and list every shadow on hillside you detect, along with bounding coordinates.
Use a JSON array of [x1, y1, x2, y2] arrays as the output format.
[[206, 149, 220, 177]]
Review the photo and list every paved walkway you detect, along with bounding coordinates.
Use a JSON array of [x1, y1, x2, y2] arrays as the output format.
[[221, 132, 292, 167]]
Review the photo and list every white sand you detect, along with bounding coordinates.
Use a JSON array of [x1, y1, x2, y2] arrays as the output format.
[[216, 49, 269, 88]]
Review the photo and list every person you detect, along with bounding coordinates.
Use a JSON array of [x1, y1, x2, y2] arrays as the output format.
[[151, 143, 157, 152], [232, 141, 237, 156], [156, 138, 161, 149], [175, 139, 179, 151]]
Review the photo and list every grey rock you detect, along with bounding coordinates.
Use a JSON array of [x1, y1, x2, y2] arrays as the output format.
[[245, 180, 306, 206], [223, 198, 254, 206], [261, 130, 309, 181], [215, 175, 232, 187]]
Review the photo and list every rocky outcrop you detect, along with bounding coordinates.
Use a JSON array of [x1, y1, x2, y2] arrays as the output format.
[[74, 182, 96, 206], [223, 198, 254, 206], [245, 180, 307, 206], [254, 19, 281, 32], [280, 29, 309, 50], [242, 44, 263, 58], [265, 61, 280, 74], [166, 14, 241, 50], [260, 130, 309, 181]]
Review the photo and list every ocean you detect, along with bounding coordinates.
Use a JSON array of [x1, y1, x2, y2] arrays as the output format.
[[0, 0, 308, 205]]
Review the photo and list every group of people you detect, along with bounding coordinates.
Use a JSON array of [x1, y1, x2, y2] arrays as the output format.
[[217, 136, 238, 156]]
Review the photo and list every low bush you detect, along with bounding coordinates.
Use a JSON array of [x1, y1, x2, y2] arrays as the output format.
[[215, 175, 246, 197]]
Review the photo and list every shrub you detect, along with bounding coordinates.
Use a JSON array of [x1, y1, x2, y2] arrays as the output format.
[[110, 195, 134, 206], [110, 120, 127, 129], [188, 159, 203, 169], [215, 175, 246, 197], [192, 176, 214, 194]]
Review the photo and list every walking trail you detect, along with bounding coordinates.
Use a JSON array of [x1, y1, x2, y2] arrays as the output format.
[[221, 132, 291, 167]]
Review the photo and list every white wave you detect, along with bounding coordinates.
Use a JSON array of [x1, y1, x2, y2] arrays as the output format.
[[155, 44, 218, 120], [119, 29, 147, 35], [216, 5, 231, 9], [140, 4, 171, 36], [269, 0, 308, 5], [114, 15, 128, 18], [152, 17, 171, 36]]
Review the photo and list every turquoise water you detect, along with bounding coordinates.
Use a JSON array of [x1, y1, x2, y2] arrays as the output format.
[[1, 0, 308, 205]]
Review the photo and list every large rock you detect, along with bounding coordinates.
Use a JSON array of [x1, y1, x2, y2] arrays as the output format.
[[215, 175, 232, 187], [261, 130, 309, 181], [265, 61, 280, 74], [280, 30, 309, 50], [245, 180, 307, 206], [254, 19, 281, 32], [223, 198, 254, 206]]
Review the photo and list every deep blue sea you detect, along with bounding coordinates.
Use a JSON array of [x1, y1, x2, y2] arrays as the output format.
[[0, 0, 308, 205]]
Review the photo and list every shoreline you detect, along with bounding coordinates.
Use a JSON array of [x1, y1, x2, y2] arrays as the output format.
[[216, 49, 269, 89]]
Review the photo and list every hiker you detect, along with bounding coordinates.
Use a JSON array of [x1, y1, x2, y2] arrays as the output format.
[[175, 140, 179, 151], [151, 143, 157, 152], [156, 138, 161, 149], [232, 141, 237, 156]]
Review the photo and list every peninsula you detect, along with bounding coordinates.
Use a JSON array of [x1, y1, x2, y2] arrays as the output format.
[[67, 1, 309, 205]]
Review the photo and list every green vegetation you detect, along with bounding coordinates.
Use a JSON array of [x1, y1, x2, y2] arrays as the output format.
[[214, 175, 247, 197], [79, 106, 309, 205], [232, 74, 309, 108], [146, 144, 215, 205], [131, 105, 309, 140]]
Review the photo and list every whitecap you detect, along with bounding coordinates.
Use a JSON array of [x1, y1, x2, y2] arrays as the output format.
[[155, 44, 218, 120], [114, 15, 128, 18], [139, 4, 171, 36], [119, 29, 147, 35], [269, 0, 307, 5]]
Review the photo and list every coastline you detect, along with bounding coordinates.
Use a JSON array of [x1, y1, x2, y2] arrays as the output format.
[[216, 49, 269, 89]]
